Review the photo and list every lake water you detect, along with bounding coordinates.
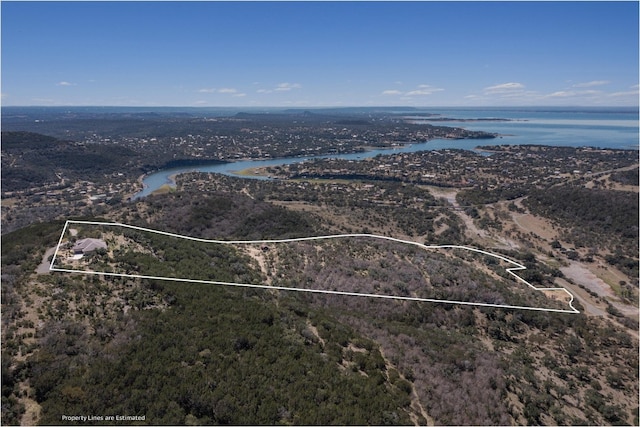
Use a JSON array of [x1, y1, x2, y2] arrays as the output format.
[[134, 107, 639, 198]]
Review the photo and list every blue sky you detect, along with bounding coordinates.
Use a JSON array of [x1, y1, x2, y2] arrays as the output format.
[[2, 1, 638, 107]]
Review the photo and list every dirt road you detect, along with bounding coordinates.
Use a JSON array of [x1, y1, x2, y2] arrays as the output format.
[[35, 247, 57, 274], [561, 261, 638, 317]]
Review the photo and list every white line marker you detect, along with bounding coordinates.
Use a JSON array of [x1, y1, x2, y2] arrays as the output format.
[[50, 220, 579, 313]]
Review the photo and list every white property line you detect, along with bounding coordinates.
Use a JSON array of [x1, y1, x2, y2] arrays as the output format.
[[50, 220, 579, 314]]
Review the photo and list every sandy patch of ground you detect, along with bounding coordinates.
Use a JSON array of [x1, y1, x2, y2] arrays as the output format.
[[612, 303, 639, 318], [561, 262, 614, 298], [150, 184, 175, 195], [244, 246, 272, 284], [429, 189, 523, 250], [591, 263, 632, 289], [511, 211, 558, 241], [561, 261, 638, 318], [539, 288, 573, 305], [306, 320, 326, 347], [18, 382, 41, 426], [235, 166, 271, 178], [555, 277, 607, 317], [240, 187, 255, 200], [424, 187, 494, 242], [607, 182, 639, 192]]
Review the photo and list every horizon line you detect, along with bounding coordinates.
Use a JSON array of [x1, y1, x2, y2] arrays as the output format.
[[3, 104, 639, 109]]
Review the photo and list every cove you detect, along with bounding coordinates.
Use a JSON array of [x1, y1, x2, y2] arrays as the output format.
[[133, 137, 499, 199], [133, 107, 639, 200]]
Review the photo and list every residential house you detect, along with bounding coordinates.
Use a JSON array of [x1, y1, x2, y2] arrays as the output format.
[[72, 238, 107, 255]]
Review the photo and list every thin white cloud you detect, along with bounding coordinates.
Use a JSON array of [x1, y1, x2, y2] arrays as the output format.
[[465, 82, 638, 106], [545, 91, 575, 98], [382, 84, 443, 97], [573, 80, 610, 88], [56, 81, 76, 86], [473, 82, 543, 103], [405, 90, 433, 96], [544, 89, 601, 99], [198, 87, 244, 95], [256, 83, 302, 94], [233, 93, 247, 97], [500, 91, 535, 99], [609, 89, 640, 97], [406, 85, 444, 96], [484, 82, 525, 94], [275, 82, 302, 91]]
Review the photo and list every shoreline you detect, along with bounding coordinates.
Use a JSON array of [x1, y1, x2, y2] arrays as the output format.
[[404, 117, 528, 123], [129, 138, 514, 199], [232, 166, 271, 179], [150, 183, 176, 196], [132, 133, 638, 199], [125, 173, 149, 201]]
